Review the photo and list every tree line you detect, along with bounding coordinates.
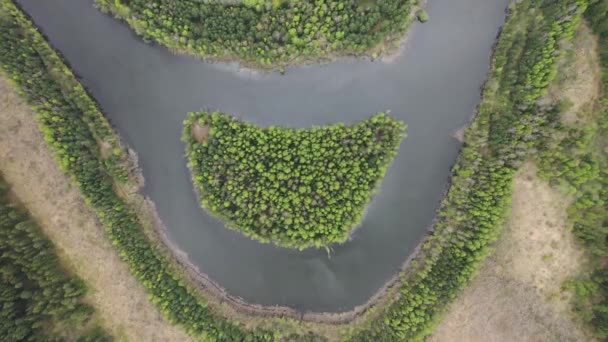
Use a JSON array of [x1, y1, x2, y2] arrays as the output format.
[[348, 0, 589, 339], [183, 111, 405, 249], [95, 0, 415, 67], [0, 175, 112, 341]]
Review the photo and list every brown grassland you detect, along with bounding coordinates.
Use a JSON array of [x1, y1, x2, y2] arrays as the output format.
[[429, 163, 589, 342]]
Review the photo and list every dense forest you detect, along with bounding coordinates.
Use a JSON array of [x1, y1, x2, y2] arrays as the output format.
[[184, 112, 405, 249], [539, 0, 608, 338], [0, 175, 111, 341], [95, 0, 416, 67]]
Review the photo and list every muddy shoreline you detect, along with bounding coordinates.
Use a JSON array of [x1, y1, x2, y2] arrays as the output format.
[[144, 186, 429, 324]]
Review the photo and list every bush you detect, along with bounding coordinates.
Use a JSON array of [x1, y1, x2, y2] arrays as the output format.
[[537, 1, 608, 339], [0, 0, 591, 340], [416, 10, 429, 23]]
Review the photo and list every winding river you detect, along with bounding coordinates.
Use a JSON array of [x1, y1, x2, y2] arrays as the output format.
[[17, 0, 509, 312]]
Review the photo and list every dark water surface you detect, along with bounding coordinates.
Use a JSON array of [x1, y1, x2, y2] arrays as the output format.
[[17, 0, 509, 312]]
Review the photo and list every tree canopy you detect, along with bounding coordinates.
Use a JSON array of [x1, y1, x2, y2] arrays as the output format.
[[184, 112, 406, 248]]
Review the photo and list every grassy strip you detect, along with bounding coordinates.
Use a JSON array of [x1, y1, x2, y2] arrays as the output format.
[[347, 0, 588, 340], [0, 175, 112, 341], [94, 0, 417, 69], [183, 112, 405, 249], [0, 1, 274, 341], [537, 0, 608, 338]]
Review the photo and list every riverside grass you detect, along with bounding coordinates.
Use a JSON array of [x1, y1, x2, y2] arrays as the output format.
[[183, 111, 406, 249], [0, 0, 592, 340]]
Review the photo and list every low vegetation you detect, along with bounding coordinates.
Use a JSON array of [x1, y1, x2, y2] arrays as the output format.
[[431, 14, 605, 340], [183, 111, 405, 249], [416, 10, 429, 23], [95, 0, 417, 67], [0, 175, 111, 341]]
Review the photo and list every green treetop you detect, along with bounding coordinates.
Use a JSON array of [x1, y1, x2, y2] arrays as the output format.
[[184, 112, 406, 249]]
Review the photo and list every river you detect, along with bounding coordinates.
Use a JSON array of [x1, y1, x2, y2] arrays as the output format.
[[17, 0, 508, 312]]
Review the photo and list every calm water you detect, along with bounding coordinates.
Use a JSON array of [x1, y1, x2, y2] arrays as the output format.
[[18, 0, 508, 312]]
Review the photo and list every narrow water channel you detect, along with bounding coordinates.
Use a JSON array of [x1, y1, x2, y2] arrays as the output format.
[[17, 0, 509, 312]]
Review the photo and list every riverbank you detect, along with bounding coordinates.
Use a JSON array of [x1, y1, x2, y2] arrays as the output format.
[[1, 0, 512, 336], [183, 111, 406, 250], [431, 18, 605, 340], [2, 0, 432, 334], [347, 0, 590, 339], [0, 0, 504, 336], [94, 0, 422, 72]]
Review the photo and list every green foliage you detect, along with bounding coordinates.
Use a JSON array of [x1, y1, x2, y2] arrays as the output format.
[[0, 1, 272, 340], [0, 175, 112, 341], [348, 0, 588, 340], [183, 112, 405, 249], [95, 0, 415, 67], [537, 1, 608, 339], [416, 10, 429, 23]]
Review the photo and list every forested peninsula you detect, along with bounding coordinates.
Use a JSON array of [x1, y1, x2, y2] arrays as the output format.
[[95, 0, 418, 68]]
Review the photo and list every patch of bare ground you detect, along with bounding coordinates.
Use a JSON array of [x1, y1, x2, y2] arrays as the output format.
[[0, 76, 193, 342], [191, 122, 209, 143], [429, 162, 590, 342]]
